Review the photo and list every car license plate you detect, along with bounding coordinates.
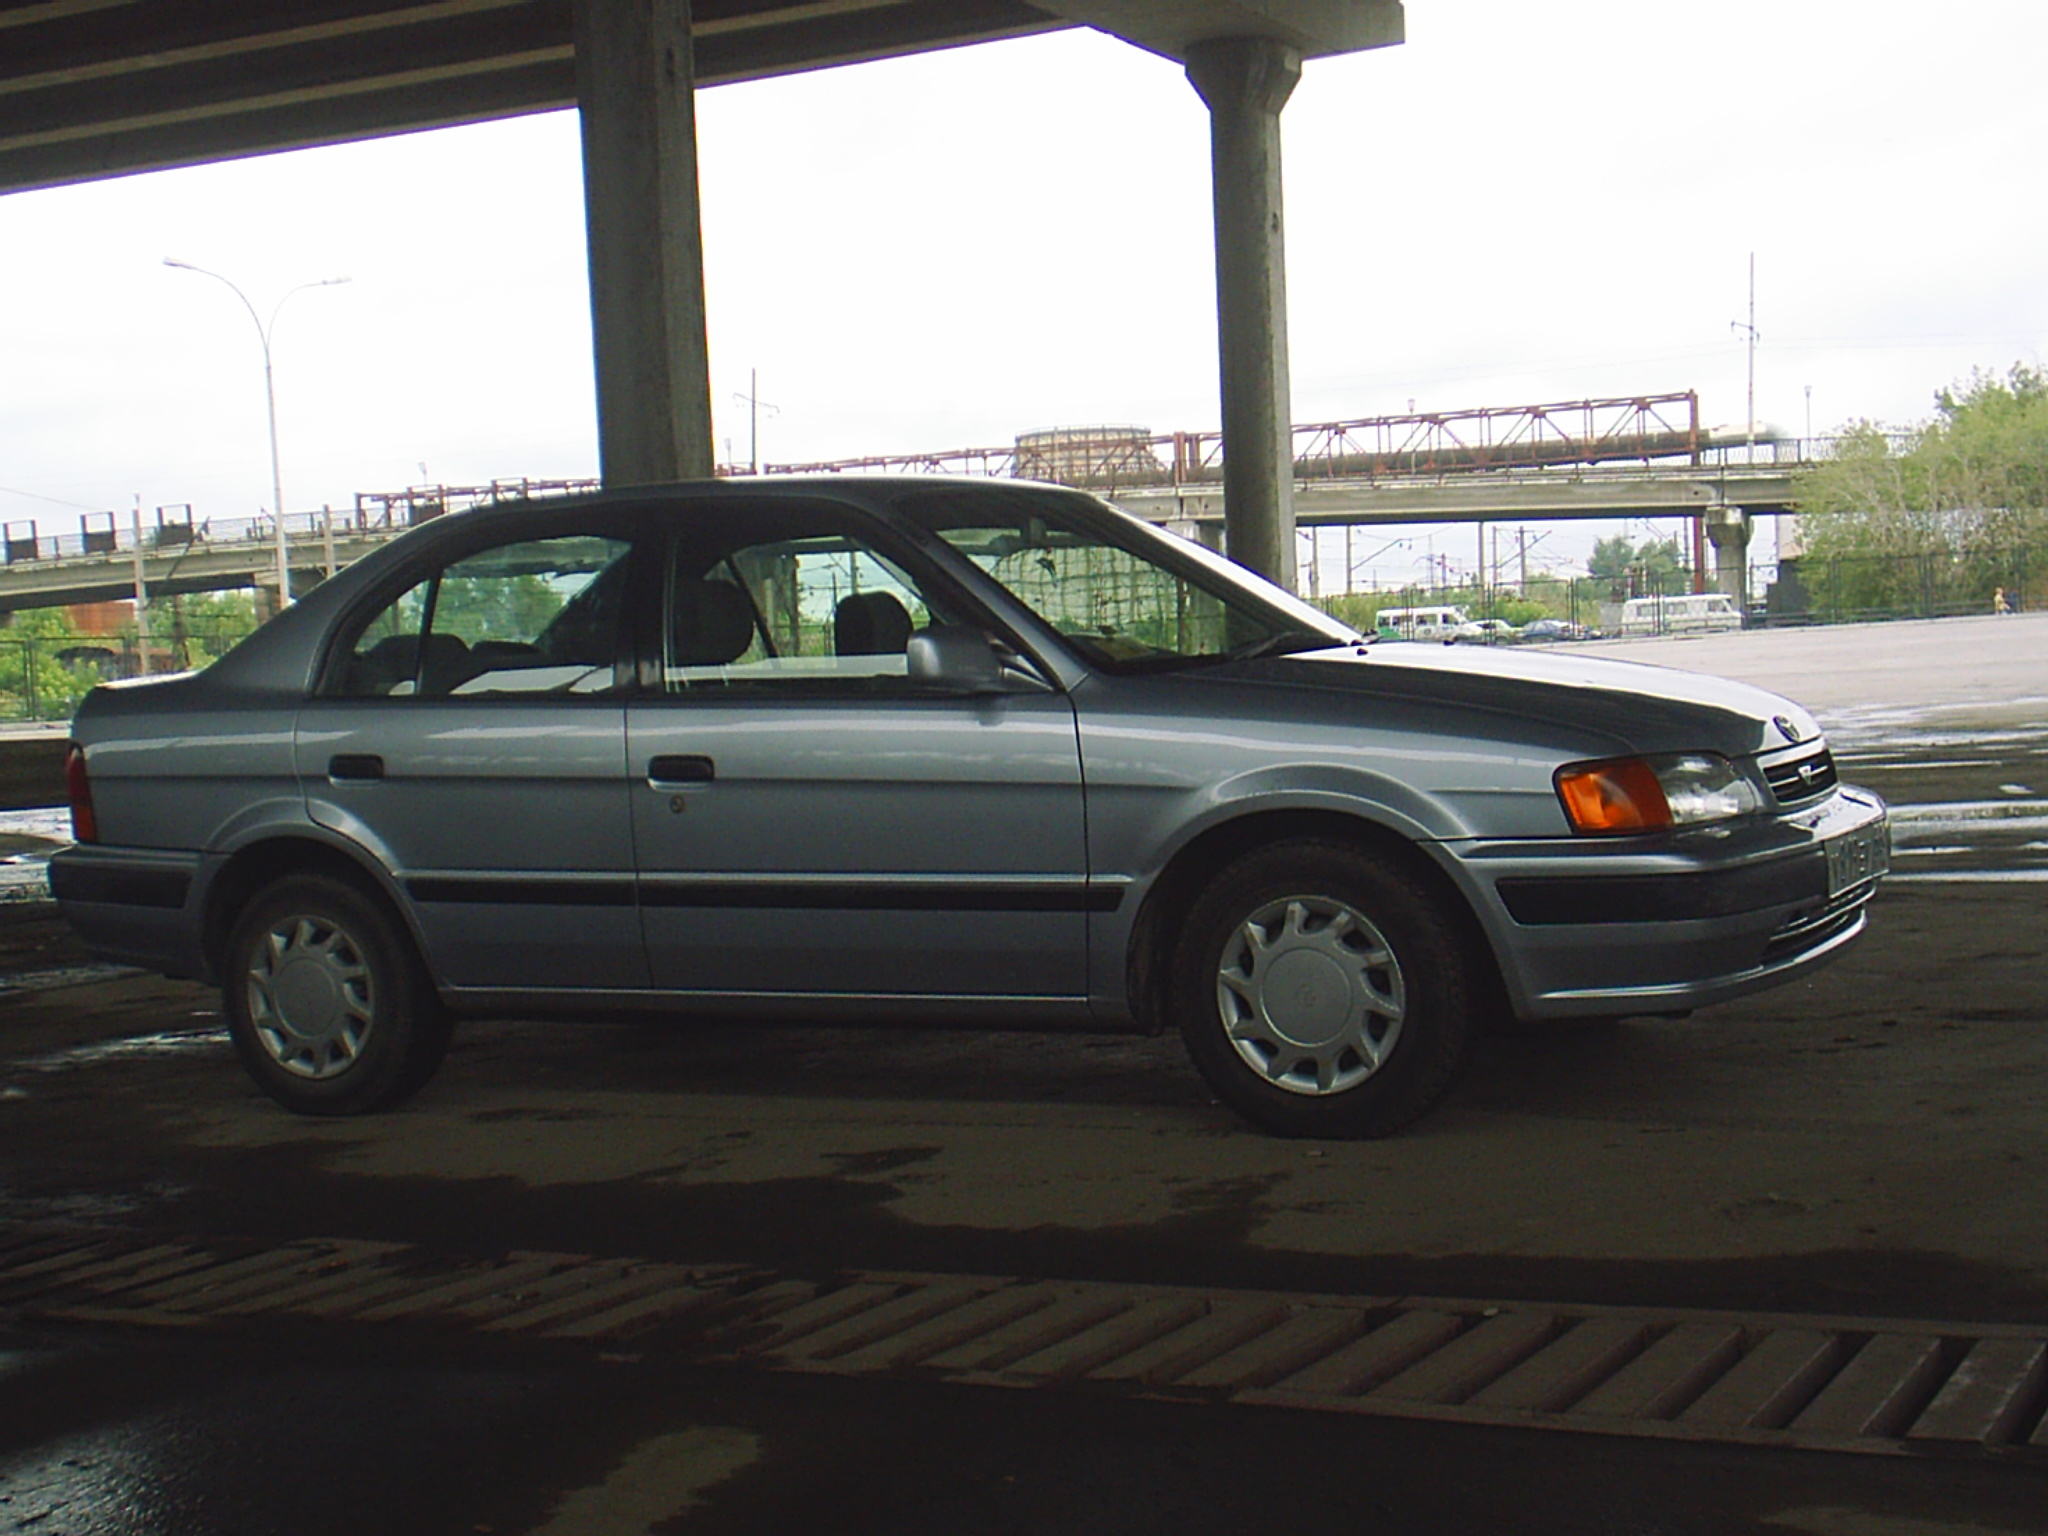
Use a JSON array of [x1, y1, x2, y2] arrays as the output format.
[[1826, 821, 1890, 895]]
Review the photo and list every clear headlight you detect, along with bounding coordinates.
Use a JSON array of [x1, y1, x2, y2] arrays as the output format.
[[1555, 753, 1763, 834], [1653, 753, 1764, 824]]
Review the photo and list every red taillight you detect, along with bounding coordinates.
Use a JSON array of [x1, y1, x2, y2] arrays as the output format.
[[65, 743, 97, 844]]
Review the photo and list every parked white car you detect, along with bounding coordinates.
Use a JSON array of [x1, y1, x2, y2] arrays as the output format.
[[1459, 619, 1522, 645], [1373, 605, 1482, 642]]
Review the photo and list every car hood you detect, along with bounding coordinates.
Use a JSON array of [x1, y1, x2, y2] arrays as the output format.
[[1232, 641, 1820, 759]]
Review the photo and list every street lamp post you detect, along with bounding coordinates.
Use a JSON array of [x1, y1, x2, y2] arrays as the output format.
[[164, 259, 350, 610]]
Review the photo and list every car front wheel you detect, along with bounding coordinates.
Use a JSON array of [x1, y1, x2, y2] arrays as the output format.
[[1174, 840, 1478, 1138], [223, 873, 451, 1115]]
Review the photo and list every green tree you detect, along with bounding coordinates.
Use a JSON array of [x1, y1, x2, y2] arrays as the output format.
[[0, 607, 106, 721], [1588, 533, 1685, 594], [161, 589, 261, 669], [1794, 365, 2048, 615]]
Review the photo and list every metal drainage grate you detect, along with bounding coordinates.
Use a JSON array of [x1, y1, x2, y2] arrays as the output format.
[[728, 1273, 2048, 1456], [0, 1228, 755, 1344], [3, 1227, 2044, 1458]]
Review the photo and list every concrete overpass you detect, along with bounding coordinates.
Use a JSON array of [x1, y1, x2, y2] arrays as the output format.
[[1132, 458, 1791, 526], [0, 436, 1810, 613]]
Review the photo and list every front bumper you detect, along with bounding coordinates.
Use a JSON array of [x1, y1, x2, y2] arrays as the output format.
[[1455, 785, 1889, 1019]]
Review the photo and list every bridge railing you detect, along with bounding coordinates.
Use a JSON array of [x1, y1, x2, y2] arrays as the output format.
[[2, 479, 605, 570]]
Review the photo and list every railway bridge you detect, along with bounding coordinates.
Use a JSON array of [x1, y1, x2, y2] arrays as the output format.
[[0, 391, 1816, 614]]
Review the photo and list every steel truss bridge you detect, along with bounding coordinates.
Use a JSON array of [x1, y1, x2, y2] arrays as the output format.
[[1, 391, 1817, 612]]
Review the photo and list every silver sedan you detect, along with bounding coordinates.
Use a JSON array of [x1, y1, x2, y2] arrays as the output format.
[[51, 480, 1888, 1136]]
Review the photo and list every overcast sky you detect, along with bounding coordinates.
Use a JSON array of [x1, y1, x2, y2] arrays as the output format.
[[2, 0, 2043, 590]]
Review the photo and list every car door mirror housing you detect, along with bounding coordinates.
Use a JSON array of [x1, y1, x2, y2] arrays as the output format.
[[907, 625, 1014, 693]]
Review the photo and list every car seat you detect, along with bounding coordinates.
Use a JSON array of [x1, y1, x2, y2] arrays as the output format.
[[833, 591, 914, 656]]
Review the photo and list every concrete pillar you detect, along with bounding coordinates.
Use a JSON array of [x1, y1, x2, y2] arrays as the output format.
[[1185, 37, 1300, 591], [574, 0, 716, 484], [1705, 505, 1752, 609]]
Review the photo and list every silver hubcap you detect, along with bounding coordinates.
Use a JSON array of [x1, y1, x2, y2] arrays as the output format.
[[245, 915, 376, 1079], [1215, 895, 1405, 1097]]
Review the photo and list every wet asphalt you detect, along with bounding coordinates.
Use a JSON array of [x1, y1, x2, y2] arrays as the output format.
[[3, 617, 2048, 1533]]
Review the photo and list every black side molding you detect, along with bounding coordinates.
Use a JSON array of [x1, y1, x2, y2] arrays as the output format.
[[48, 861, 191, 910], [1497, 851, 1829, 926]]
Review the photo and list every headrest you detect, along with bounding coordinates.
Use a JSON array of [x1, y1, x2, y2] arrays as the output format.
[[834, 591, 914, 656], [673, 579, 758, 666]]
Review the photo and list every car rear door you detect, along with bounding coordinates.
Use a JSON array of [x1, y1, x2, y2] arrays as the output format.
[[297, 521, 646, 992]]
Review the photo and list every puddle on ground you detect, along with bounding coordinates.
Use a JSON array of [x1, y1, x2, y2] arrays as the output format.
[[15, 1029, 231, 1073], [1882, 798, 2048, 880], [1826, 720, 2048, 881], [0, 807, 69, 903], [0, 1186, 190, 1222], [0, 963, 143, 995]]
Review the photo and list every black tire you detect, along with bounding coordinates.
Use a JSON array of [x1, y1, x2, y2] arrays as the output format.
[[1172, 839, 1478, 1138], [222, 873, 452, 1115]]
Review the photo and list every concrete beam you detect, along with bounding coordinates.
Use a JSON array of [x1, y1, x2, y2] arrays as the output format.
[[1186, 35, 1299, 589], [1040, 1, 1403, 60], [1113, 472, 1725, 528], [575, 0, 716, 485], [0, 533, 401, 614], [0, 0, 1066, 196]]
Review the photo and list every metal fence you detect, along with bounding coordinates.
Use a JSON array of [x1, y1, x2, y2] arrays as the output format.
[[1312, 545, 2040, 642], [0, 629, 250, 722], [1762, 546, 2037, 626]]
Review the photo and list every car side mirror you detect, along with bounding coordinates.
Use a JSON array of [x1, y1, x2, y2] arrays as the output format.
[[907, 626, 1018, 693]]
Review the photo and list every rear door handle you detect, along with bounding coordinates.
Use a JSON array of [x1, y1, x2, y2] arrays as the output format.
[[647, 754, 715, 789], [328, 753, 384, 782]]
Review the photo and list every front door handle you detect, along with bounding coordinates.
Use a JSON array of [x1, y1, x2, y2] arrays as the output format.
[[328, 753, 384, 782], [647, 754, 715, 790]]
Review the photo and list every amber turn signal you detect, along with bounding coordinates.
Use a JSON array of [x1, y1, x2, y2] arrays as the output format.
[[1555, 758, 1672, 834]]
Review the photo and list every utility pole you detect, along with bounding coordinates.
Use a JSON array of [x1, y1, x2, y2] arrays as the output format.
[[1731, 253, 1759, 458], [128, 498, 149, 677], [734, 368, 779, 475]]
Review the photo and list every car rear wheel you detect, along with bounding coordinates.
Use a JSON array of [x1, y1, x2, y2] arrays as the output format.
[[223, 873, 451, 1115], [1173, 840, 1478, 1138]]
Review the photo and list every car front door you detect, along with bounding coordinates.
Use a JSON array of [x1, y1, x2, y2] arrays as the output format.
[[626, 501, 1089, 1001], [297, 523, 646, 992]]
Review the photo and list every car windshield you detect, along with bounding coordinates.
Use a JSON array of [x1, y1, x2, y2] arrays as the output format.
[[890, 486, 1360, 672]]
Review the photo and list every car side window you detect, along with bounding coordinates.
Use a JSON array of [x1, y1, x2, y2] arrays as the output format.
[[663, 522, 942, 694], [338, 534, 635, 698]]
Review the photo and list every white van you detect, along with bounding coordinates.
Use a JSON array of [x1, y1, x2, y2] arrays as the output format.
[[1617, 592, 1743, 636], [1374, 605, 1480, 641]]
